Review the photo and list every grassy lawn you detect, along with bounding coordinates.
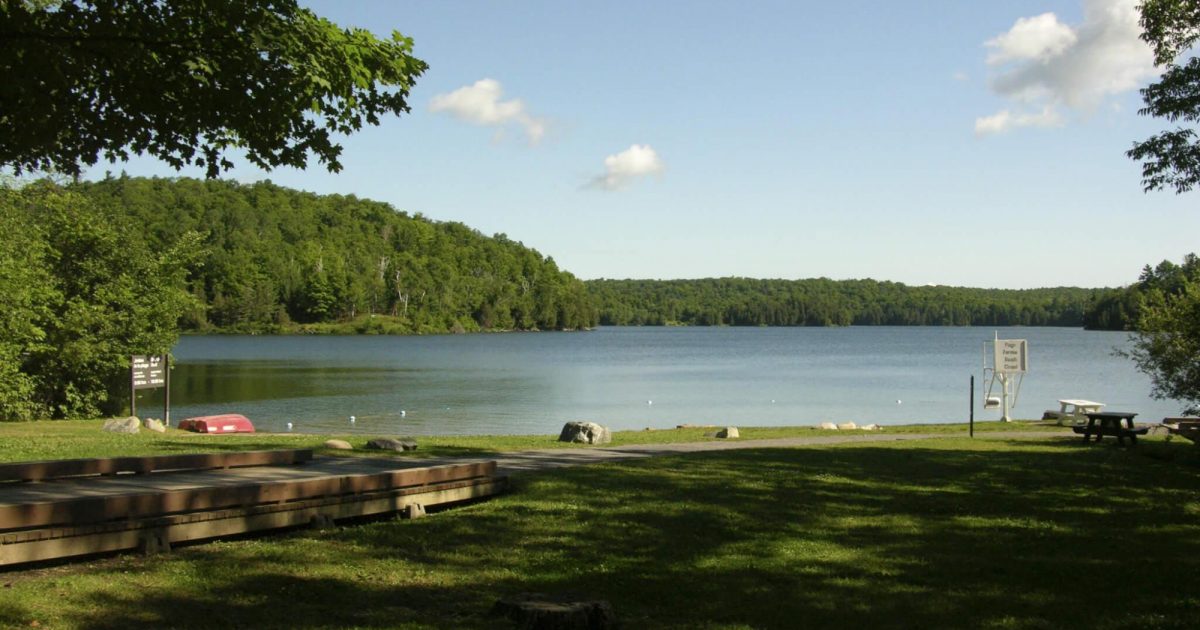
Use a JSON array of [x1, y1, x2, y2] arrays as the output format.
[[0, 418, 1062, 462], [2, 435, 1198, 628]]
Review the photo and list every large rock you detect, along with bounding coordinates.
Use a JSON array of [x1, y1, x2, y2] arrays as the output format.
[[861, 423, 882, 431], [102, 416, 140, 434], [365, 437, 418, 452], [491, 593, 616, 629], [819, 422, 838, 430], [558, 421, 612, 445], [323, 439, 353, 450], [142, 418, 166, 433], [715, 427, 739, 439], [837, 422, 858, 431]]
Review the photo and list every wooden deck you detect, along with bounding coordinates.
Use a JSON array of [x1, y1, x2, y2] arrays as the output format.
[[0, 451, 506, 567]]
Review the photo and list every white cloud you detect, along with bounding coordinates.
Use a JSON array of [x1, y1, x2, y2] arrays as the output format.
[[589, 144, 664, 191], [986, 13, 1077, 65], [429, 78, 547, 144], [977, 0, 1158, 134], [974, 107, 1064, 136]]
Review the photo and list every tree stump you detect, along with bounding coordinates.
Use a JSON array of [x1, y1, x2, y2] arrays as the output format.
[[490, 593, 616, 629]]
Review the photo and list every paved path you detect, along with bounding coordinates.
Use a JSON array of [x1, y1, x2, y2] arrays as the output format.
[[339, 430, 1072, 476]]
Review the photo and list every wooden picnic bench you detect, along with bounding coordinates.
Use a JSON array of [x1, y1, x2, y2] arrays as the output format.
[[1073, 412, 1145, 445]]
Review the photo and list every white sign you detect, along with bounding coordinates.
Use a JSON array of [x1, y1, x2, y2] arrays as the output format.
[[132, 355, 166, 389], [994, 339, 1028, 373]]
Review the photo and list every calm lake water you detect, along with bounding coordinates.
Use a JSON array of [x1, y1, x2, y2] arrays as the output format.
[[158, 327, 1180, 435]]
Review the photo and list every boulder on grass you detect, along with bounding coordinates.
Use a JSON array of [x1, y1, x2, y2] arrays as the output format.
[[837, 422, 858, 431], [819, 422, 838, 430], [365, 437, 418, 452], [558, 421, 611, 445], [715, 427, 739, 439], [103, 416, 140, 434], [324, 439, 353, 450], [861, 423, 882, 431], [142, 418, 166, 433]]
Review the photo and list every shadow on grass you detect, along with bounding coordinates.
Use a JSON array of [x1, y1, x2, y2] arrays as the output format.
[[7, 439, 1200, 629]]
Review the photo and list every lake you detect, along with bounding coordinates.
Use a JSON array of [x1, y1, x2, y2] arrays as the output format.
[[158, 327, 1179, 435]]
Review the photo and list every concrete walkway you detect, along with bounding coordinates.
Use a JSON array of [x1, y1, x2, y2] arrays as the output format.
[[335, 430, 1072, 476]]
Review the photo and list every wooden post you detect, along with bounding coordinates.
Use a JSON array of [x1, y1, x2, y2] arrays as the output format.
[[130, 360, 137, 418], [969, 375, 975, 438], [163, 352, 170, 427]]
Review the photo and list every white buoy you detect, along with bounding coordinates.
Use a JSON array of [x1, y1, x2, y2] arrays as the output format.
[[400, 410, 406, 417], [286, 422, 293, 431], [349, 415, 356, 424], [771, 399, 776, 404], [896, 400, 902, 405], [647, 400, 653, 405]]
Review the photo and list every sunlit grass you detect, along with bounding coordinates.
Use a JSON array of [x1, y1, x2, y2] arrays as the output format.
[[0, 418, 1063, 463]]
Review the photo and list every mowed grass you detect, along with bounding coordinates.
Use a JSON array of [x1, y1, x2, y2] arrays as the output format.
[[0, 418, 1061, 463], [2, 436, 1199, 629]]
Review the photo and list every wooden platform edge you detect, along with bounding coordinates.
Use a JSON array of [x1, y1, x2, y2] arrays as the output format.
[[0, 461, 497, 532], [0, 475, 507, 567], [0, 449, 314, 483]]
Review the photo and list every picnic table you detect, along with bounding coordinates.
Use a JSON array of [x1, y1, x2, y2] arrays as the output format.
[[1074, 411, 1145, 445], [1055, 399, 1104, 425]]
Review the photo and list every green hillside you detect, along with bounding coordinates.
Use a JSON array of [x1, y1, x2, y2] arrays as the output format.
[[73, 176, 597, 334]]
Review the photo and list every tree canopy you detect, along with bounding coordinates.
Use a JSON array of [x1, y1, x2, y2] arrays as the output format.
[[0, 182, 200, 419], [1122, 254, 1200, 415], [1082, 254, 1200, 330], [1129, 0, 1200, 193], [0, 0, 426, 177]]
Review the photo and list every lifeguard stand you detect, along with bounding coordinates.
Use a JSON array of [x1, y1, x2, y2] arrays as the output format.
[[982, 333, 1028, 422]]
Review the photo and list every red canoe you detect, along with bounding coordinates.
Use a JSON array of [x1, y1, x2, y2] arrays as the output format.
[[177, 414, 256, 434]]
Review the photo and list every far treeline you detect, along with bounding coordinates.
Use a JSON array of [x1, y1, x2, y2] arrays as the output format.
[[586, 279, 1109, 328], [74, 176, 598, 334]]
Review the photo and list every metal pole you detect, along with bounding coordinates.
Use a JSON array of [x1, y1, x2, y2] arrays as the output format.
[[970, 375, 975, 438], [164, 354, 171, 427], [996, 372, 1007, 422]]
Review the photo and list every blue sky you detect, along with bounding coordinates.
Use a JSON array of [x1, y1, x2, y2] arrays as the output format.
[[88, 0, 1198, 289]]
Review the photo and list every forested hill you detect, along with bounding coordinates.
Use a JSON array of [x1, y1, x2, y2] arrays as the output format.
[[72, 177, 597, 334], [586, 278, 1104, 327]]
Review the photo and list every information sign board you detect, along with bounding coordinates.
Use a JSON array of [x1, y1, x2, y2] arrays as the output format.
[[132, 355, 166, 390], [993, 339, 1028, 373]]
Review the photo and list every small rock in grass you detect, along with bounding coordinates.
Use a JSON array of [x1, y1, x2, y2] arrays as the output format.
[[102, 416, 140, 434], [820, 422, 839, 430], [323, 439, 353, 450], [365, 437, 418, 452], [142, 418, 166, 433], [837, 422, 858, 431]]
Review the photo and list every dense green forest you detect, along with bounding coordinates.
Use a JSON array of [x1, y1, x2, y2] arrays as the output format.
[[56, 176, 1137, 335], [72, 176, 597, 334], [1082, 254, 1200, 331], [586, 278, 1105, 327]]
